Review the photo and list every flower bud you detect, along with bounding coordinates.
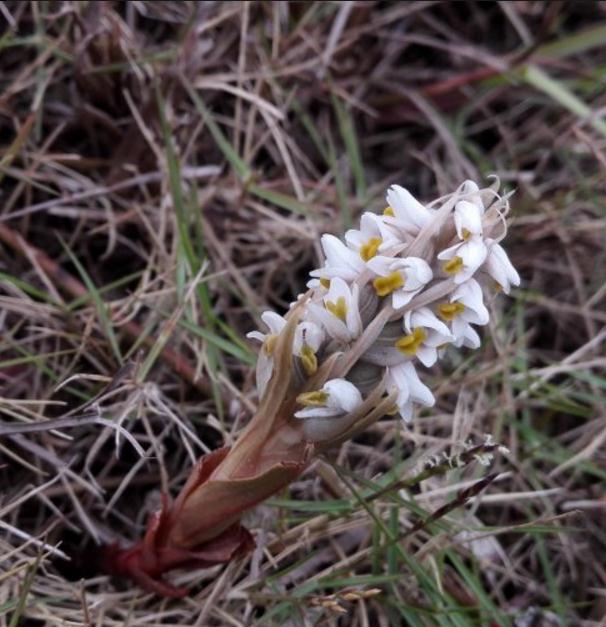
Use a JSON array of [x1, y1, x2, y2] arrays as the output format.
[[346, 361, 384, 395], [358, 283, 380, 326]]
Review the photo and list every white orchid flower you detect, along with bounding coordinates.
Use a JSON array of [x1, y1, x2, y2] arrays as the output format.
[[399, 307, 453, 367], [436, 279, 489, 348], [436, 185, 490, 284], [367, 255, 433, 309], [386, 362, 435, 422], [295, 378, 363, 419], [363, 308, 452, 368], [307, 277, 362, 343], [483, 238, 520, 294], [308, 234, 366, 288], [437, 236, 487, 284], [248, 313, 326, 394], [293, 320, 325, 376], [345, 212, 398, 261], [383, 185, 433, 235], [247, 311, 287, 397], [293, 320, 324, 355]]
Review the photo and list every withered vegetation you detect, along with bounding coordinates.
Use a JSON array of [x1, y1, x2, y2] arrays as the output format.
[[1, 2, 605, 625]]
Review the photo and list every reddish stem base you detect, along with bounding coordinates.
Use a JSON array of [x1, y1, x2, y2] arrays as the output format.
[[102, 497, 254, 598]]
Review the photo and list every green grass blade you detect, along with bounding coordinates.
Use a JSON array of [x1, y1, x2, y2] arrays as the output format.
[[59, 238, 123, 365], [523, 65, 606, 138], [331, 92, 366, 200], [181, 77, 251, 180]]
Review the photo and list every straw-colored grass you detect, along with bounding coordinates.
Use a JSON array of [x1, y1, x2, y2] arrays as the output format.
[[1, 2, 605, 625]]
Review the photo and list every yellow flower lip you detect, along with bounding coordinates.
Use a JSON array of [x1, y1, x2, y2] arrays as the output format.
[[442, 255, 464, 275], [320, 277, 331, 289], [373, 271, 404, 297], [383, 206, 395, 217], [297, 390, 328, 407], [395, 327, 427, 356], [437, 301, 465, 321], [299, 344, 318, 376], [359, 237, 382, 262], [326, 296, 348, 322]]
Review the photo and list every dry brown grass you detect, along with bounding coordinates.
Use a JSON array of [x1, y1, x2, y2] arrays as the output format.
[[1, 1, 606, 625]]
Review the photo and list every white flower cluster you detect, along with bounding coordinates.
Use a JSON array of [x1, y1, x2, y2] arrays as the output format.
[[247, 180, 519, 436]]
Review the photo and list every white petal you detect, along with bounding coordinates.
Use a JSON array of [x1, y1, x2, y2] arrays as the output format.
[[255, 352, 274, 399], [451, 318, 480, 348], [454, 238, 488, 283], [402, 362, 435, 407], [324, 378, 363, 413], [398, 399, 414, 422], [306, 277, 322, 288], [346, 283, 363, 339], [310, 265, 355, 280], [366, 255, 395, 276], [326, 276, 351, 302], [403, 310, 414, 333], [321, 234, 365, 279], [375, 220, 401, 248], [484, 239, 520, 294], [304, 321, 325, 352], [403, 257, 433, 289], [387, 362, 434, 419], [406, 307, 451, 337], [392, 287, 418, 310], [261, 311, 287, 335], [307, 303, 350, 343], [345, 212, 385, 250], [416, 345, 438, 367], [454, 200, 483, 239], [295, 406, 343, 419], [386, 185, 431, 230], [459, 238, 487, 267], [246, 330, 266, 343], [320, 277, 361, 341], [387, 364, 411, 401], [359, 212, 381, 237], [462, 324, 481, 348], [424, 327, 453, 347], [361, 213, 401, 250], [294, 321, 324, 354], [461, 180, 484, 212], [344, 230, 365, 249], [454, 279, 489, 325], [437, 242, 460, 261]]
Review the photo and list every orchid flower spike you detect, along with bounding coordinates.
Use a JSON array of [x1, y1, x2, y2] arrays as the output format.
[[250, 179, 518, 421], [105, 178, 520, 598]]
